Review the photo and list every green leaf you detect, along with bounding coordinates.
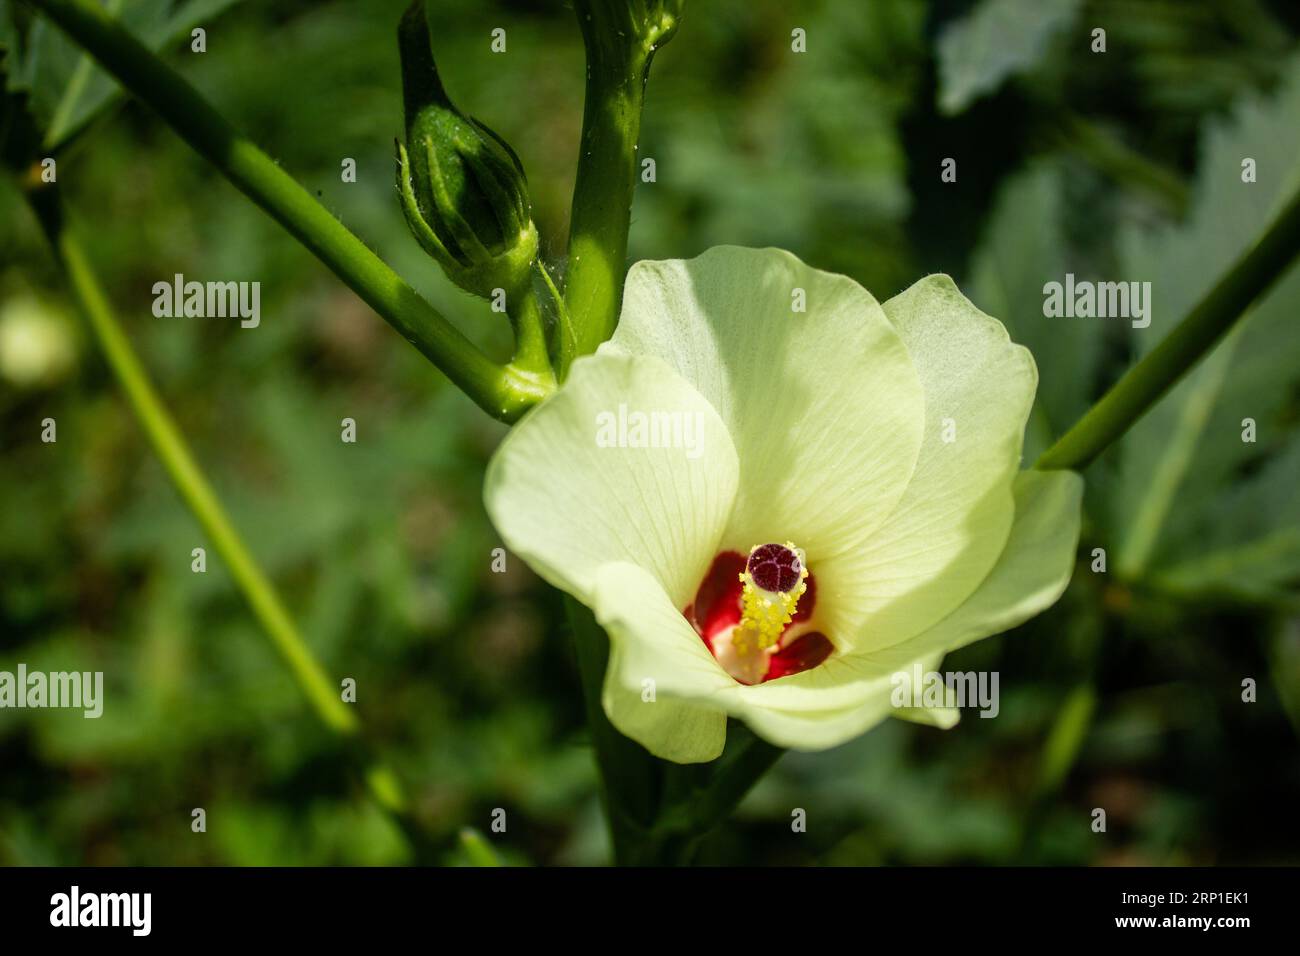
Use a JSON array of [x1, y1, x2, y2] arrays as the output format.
[[2, 0, 242, 151], [0, 74, 41, 174], [1154, 441, 1300, 602], [1034, 683, 1095, 796], [1110, 54, 1300, 599], [936, 0, 1082, 115], [0, 1, 40, 171], [967, 160, 1102, 460]]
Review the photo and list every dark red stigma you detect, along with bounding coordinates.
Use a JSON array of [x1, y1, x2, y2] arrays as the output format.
[[747, 543, 802, 593]]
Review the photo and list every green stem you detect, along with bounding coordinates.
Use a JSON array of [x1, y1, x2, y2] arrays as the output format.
[[537, 260, 576, 379], [566, 595, 783, 865], [681, 731, 784, 834], [506, 279, 554, 386], [27, 188, 436, 861], [24, 0, 550, 422], [564, 73, 643, 356], [1036, 180, 1300, 471], [564, 0, 679, 356], [38, 201, 352, 736], [565, 597, 662, 862]]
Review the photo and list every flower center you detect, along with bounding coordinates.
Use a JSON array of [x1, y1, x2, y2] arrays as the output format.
[[734, 542, 807, 654], [684, 542, 832, 685]]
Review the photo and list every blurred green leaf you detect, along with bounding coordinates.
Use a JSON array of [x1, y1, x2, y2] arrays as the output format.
[[1155, 441, 1300, 600], [1035, 683, 1096, 795], [0, 2, 39, 171], [936, 0, 1082, 115], [1110, 54, 1300, 599], [636, 0, 925, 293], [1, 0, 242, 151], [967, 160, 1102, 459], [1089, 0, 1291, 122], [456, 826, 502, 866]]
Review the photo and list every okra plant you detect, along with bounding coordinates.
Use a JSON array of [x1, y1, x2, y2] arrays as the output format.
[[3, 0, 1299, 866]]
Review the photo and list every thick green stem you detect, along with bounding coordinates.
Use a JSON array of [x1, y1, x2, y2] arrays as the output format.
[[565, 597, 662, 862], [566, 595, 782, 865], [28, 188, 436, 861], [564, 76, 644, 355], [1036, 181, 1300, 471], [678, 731, 784, 834], [564, 1, 679, 356], [24, 0, 550, 422]]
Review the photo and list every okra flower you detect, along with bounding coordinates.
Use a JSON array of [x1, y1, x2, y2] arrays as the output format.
[[486, 247, 1082, 762]]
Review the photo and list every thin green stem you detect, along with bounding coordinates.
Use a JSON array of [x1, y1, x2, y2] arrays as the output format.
[[27, 188, 437, 861], [40, 203, 352, 736], [24, 0, 550, 422], [1036, 180, 1300, 471]]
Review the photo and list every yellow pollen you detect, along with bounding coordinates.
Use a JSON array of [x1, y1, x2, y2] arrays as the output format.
[[733, 541, 808, 654]]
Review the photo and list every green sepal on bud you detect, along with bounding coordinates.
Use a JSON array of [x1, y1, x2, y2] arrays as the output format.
[[396, 1, 538, 300]]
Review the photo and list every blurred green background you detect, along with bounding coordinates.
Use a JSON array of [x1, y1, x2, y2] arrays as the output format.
[[2, 0, 1299, 865]]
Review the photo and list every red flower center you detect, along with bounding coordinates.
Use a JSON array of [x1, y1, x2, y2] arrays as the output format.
[[684, 548, 833, 685]]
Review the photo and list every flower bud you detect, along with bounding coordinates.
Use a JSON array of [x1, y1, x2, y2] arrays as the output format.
[[396, 1, 538, 300]]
